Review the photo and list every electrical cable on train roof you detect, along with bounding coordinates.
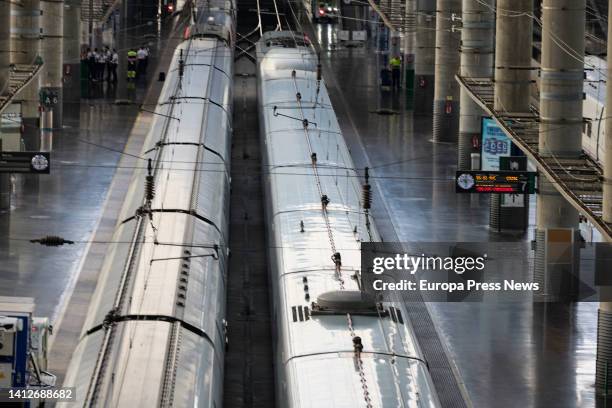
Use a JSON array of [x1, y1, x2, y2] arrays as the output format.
[[362, 167, 373, 238], [315, 52, 322, 104], [178, 49, 185, 88], [272, 105, 317, 127], [145, 158, 156, 206], [362, 167, 372, 211]]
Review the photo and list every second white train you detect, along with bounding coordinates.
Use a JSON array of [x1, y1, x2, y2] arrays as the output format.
[[257, 31, 441, 407]]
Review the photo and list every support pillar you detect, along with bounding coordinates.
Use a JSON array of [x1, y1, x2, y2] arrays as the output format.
[[535, 0, 584, 299], [0, 0, 10, 94], [595, 0, 612, 395], [414, 0, 435, 115], [432, 0, 461, 142], [41, 0, 63, 130], [11, 0, 42, 151], [63, 0, 82, 105], [402, 0, 416, 108], [457, 0, 494, 170], [490, 0, 533, 231]]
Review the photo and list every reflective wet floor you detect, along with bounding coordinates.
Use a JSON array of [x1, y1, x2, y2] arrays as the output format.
[[311, 21, 603, 408], [0, 21, 171, 322]]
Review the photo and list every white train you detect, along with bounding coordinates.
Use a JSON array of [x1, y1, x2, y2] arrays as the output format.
[[582, 54, 607, 166], [59, 2, 234, 406], [256, 31, 441, 407]]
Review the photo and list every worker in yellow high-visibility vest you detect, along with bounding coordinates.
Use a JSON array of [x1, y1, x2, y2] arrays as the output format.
[[127, 49, 137, 82], [389, 55, 401, 90]]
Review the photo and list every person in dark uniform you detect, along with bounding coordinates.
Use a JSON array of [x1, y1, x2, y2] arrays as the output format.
[[390, 55, 402, 90]]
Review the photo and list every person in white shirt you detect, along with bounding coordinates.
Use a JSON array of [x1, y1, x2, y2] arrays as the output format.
[[137, 46, 148, 78], [103, 47, 111, 81], [108, 49, 118, 83], [86, 48, 95, 81], [94, 48, 106, 81]]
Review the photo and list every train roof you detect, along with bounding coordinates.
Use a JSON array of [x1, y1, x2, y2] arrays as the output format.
[[584, 54, 607, 104]]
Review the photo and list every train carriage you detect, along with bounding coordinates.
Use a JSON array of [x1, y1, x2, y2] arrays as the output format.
[[256, 31, 441, 408], [59, 2, 235, 406]]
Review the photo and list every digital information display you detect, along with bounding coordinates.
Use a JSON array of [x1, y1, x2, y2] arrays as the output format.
[[0, 152, 50, 174], [455, 171, 536, 194]]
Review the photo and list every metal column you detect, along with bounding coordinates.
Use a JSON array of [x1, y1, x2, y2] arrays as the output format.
[[402, 0, 416, 108], [457, 0, 493, 170], [10, 0, 42, 151], [595, 0, 612, 394], [414, 0, 435, 115], [63, 0, 82, 102], [535, 0, 584, 300], [41, 0, 63, 131], [432, 0, 461, 142], [493, 0, 533, 113], [490, 0, 533, 231], [0, 0, 10, 94]]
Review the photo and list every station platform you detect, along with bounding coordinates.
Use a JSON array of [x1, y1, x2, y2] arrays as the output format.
[[310, 23, 601, 408], [0, 16, 186, 382]]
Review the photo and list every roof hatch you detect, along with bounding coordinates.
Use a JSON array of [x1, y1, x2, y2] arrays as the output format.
[[311, 290, 387, 317]]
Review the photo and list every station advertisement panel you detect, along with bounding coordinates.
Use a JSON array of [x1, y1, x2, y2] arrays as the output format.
[[481, 117, 512, 171]]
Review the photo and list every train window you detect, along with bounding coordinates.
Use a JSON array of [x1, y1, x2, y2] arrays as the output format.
[[395, 308, 404, 324], [388, 307, 405, 324], [584, 121, 592, 138], [588, 122, 592, 138], [389, 307, 397, 322]]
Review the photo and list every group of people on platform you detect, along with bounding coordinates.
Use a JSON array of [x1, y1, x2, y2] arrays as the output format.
[[83, 45, 149, 84], [85, 47, 118, 83]]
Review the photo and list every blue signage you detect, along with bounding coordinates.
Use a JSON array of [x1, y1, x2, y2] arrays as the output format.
[[481, 117, 512, 171]]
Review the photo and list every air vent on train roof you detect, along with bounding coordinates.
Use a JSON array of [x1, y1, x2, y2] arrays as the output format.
[[311, 290, 388, 317]]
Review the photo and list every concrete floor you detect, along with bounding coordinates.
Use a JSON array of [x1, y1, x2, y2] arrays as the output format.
[[0, 15, 185, 385], [311, 22, 601, 408], [0, 97, 141, 320]]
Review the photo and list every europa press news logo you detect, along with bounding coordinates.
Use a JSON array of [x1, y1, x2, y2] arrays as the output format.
[[483, 137, 509, 155]]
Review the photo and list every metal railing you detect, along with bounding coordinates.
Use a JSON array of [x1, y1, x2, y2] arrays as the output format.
[[457, 74, 611, 241], [0, 63, 43, 116]]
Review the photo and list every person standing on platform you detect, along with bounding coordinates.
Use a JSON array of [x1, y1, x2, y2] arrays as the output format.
[[108, 49, 118, 83], [127, 49, 137, 82], [103, 46, 112, 81], [86, 48, 95, 81], [137, 46, 147, 79], [92, 48, 100, 81], [390, 55, 402, 90], [97, 48, 107, 81]]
